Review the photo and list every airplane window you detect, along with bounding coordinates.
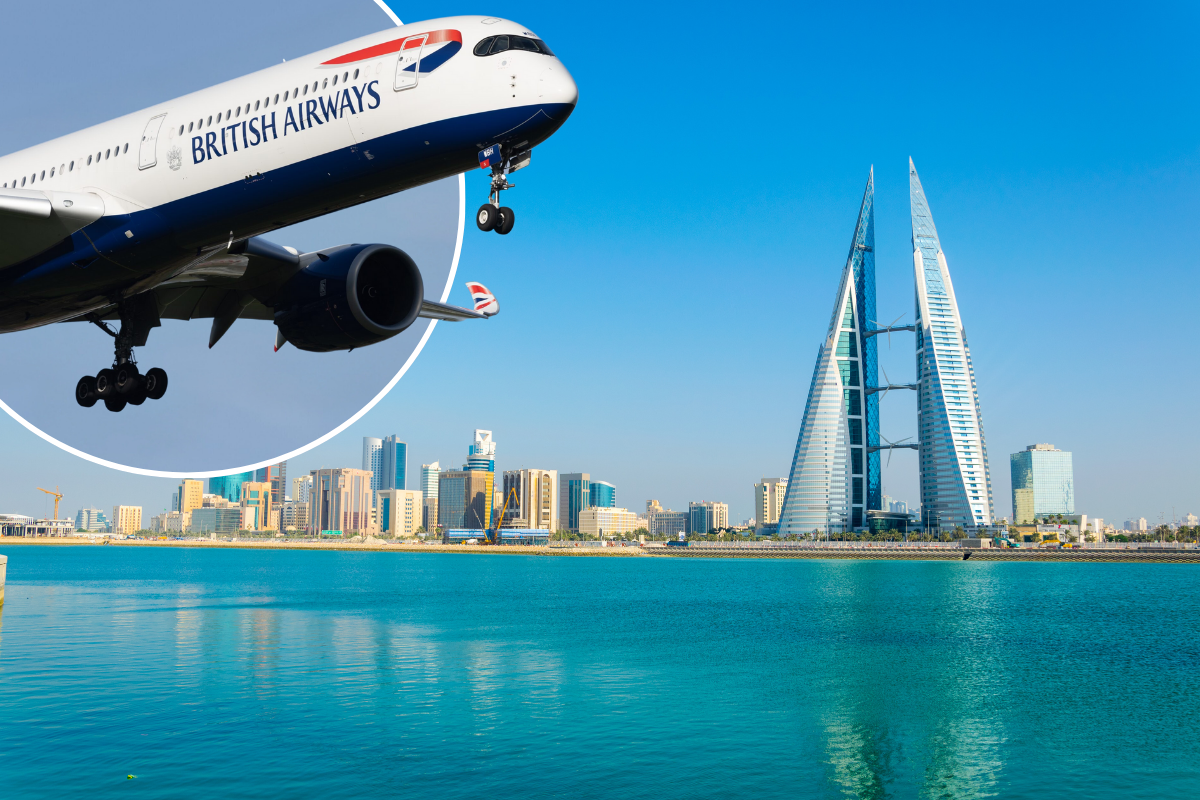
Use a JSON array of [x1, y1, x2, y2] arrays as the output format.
[[245, 103, 251, 113], [332, 75, 338, 86], [70, 161, 74, 171], [323, 78, 328, 89], [105, 150, 110, 160], [207, 116, 212, 125], [303, 85, 308, 96], [50, 168, 55, 177], [21, 177, 25, 186], [353, 68, 359, 79], [283, 91, 289, 101], [312, 81, 318, 91], [179, 125, 184, 135], [124, 143, 128, 153], [255, 101, 260, 111], [189, 122, 194, 132], [87, 155, 93, 165], [473, 36, 494, 56], [343, 71, 348, 82], [235, 107, 241, 118], [488, 36, 509, 55], [227, 109, 231, 119], [533, 39, 554, 56], [96, 152, 102, 162], [216, 112, 222, 123], [509, 36, 539, 53]]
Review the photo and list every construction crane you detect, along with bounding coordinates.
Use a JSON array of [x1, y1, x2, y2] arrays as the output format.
[[485, 487, 521, 545], [37, 486, 63, 521]]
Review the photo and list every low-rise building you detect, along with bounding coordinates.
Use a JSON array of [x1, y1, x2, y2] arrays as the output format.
[[112, 506, 142, 536], [648, 508, 688, 538], [75, 507, 110, 532], [188, 507, 242, 535], [577, 506, 639, 538]]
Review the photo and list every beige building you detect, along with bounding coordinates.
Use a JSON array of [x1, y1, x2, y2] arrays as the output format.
[[502, 469, 558, 531], [754, 478, 787, 531], [577, 506, 640, 538], [112, 505, 142, 536], [423, 497, 438, 532], [309, 468, 376, 535], [240, 481, 272, 531], [177, 479, 203, 525], [378, 489, 423, 538]]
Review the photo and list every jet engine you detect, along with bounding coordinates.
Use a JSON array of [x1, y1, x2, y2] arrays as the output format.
[[273, 244, 424, 352]]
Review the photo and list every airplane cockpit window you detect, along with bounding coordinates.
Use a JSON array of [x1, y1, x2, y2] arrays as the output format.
[[474, 35, 554, 57]]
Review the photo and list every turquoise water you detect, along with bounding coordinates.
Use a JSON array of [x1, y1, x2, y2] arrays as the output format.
[[0, 547, 1197, 799]]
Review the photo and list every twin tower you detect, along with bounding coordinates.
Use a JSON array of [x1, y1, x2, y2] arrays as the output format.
[[777, 160, 994, 535]]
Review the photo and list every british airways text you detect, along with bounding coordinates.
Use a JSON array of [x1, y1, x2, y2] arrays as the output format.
[[191, 80, 382, 165]]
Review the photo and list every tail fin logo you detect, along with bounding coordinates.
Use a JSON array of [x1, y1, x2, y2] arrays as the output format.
[[465, 282, 499, 317]]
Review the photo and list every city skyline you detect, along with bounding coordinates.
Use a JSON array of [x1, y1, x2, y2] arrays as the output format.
[[0, 1, 1195, 528]]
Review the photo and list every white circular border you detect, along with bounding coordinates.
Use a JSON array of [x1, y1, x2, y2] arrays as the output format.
[[0, 172, 466, 479]]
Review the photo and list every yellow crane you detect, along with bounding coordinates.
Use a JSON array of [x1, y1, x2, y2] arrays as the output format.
[[485, 487, 521, 544], [37, 486, 63, 521]]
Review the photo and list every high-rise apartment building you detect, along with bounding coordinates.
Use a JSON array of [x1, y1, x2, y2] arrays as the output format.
[[209, 472, 253, 504], [688, 501, 729, 534], [648, 506, 688, 538], [778, 170, 877, 536], [754, 478, 787, 532], [589, 480, 616, 509], [292, 475, 313, 507], [112, 505, 142, 536], [378, 489, 423, 538], [559, 473, 590, 532], [438, 469, 493, 530], [363, 437, 383, 491], [466, 430, 496, 471], [309, 468, 375, 535], [911, 159, 994, 531], [501, 469, 558, 530], [380, 436, 407, 491], [421, 463, 440, 499], [1009, 443, 1074, 524], [177, 479, 203, 526]]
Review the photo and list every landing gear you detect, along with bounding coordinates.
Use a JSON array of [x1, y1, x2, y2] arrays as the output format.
[[477, 144, 528, 235], [75, 296, 168, 412]]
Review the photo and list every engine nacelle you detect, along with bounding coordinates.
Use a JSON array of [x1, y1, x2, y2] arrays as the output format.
[[273, 244, 423, 352]]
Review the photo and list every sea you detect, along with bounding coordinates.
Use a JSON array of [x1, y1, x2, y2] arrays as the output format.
[[0, 545, 1197, 799]]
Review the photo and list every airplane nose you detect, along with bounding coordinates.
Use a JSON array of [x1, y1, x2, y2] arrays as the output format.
[[541, 61, 578, 108]]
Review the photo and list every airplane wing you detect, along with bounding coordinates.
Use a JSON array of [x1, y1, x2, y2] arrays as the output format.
[[72, 235, 487, 348], [0, 187, 107, 269]]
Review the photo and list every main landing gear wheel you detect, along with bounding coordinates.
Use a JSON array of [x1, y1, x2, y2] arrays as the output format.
[[95, 368, 117, 399], [144, 368, 168, 401], [476, 203, 500, 232], [75, 376, 98, 408], [104, 396, 127, 413], [114, 363, 140, 396], [495, 207, 515, 235]]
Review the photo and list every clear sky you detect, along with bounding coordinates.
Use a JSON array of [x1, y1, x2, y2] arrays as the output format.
[[1, 0, 1197, 526]]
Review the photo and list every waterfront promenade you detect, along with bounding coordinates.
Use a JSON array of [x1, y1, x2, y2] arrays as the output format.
[[2, 536, 1197, 562]]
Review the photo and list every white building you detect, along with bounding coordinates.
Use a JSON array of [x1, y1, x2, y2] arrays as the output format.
[[1184, 513, 1198, 527], [74, 507, 110, 532], [378, 489, 423, 538], [577, 507, 640, 538], [1124, 518, 1148, 532]]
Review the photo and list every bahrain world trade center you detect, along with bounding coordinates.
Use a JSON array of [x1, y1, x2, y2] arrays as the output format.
[[777, 160, 993, 535]]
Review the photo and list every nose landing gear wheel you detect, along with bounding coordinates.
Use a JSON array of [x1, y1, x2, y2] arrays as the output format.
[[476, 203, 500, 231], [495, 206, 516, 235], [75, 376, 98, 408]]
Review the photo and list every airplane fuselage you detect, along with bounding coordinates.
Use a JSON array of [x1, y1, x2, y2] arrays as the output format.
[[0, 15, 577, 332]]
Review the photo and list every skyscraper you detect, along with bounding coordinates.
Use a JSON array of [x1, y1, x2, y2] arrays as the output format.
[[380, 436, 407, 491], [778, 169, 877, 535], [421, 462, 440, 531], [437, 469, 493, 530], [559, 473, 590, 532], [1010, 444, 1073, 524], [910, 159, 994, 530], [362, 437, 383, 489], [465, 430, 496, 471], [309, 468, 375, 534], [501, 469, 558, 530]]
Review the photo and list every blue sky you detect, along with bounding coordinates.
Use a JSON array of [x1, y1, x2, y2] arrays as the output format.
[[1, 0, 1197, 525]]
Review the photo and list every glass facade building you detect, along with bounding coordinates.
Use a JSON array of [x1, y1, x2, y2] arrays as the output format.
[[466, 430, 496, 472], [910, 159, 994, 530], [589, 480, 616, 508], [209, 472, 253, 504], [1010, 444, 1073, 523], [778, 169, 878, 535], [559, 473, 590, 531], [380, 436, 407, 491]]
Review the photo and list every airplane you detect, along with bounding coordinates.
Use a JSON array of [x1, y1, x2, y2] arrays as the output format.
[[0, 15, 577, 412]]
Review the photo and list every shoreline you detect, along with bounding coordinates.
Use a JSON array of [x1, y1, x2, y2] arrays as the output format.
[[1, 537, 1197, 562]]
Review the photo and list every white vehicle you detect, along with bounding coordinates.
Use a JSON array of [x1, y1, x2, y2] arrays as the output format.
[[0, 16, 577, 411]]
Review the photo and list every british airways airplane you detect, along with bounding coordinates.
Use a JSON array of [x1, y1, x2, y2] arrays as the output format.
[[0, 15, 577, 412]]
